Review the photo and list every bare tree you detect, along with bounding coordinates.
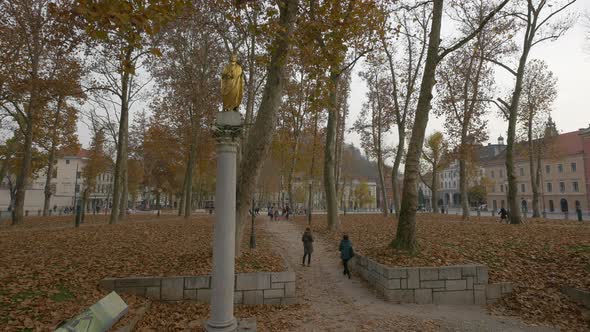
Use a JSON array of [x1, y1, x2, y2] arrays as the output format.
[[517, 59, 557, 217], [489, 0, 576, 224], [394, 0, 509, 251], [380, 2, 431, 217]]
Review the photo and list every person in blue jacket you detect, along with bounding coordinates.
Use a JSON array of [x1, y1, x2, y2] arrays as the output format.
[[339, 234, 355, 279]]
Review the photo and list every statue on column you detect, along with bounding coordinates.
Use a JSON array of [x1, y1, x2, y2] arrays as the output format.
[[221, 53, 244, 112]]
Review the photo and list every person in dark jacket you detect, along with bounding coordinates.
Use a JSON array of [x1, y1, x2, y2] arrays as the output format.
[[339, 234, 354, 279], [499, 207, 508, 223], [301, 227, 314, 266]]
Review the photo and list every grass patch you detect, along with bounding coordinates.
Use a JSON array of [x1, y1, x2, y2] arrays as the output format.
[[50, 284, 74, 302], [11, 289, 44, 303], [569, 245, 590, 253]]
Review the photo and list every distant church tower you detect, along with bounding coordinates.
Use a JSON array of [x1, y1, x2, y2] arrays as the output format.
[[544, 116, 558, 138]]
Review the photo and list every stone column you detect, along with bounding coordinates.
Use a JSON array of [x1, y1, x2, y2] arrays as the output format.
[[206, 112, 242, 332]]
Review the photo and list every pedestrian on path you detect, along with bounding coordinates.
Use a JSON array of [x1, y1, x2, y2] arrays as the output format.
[[301, 227, 314, 266], [339, 234, 354, 279]]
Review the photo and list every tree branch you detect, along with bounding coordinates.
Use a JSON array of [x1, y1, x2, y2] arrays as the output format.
[[438, 0, 510, 60]]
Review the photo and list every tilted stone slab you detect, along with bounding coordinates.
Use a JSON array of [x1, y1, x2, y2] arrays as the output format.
[[55, 291, 128, 332]]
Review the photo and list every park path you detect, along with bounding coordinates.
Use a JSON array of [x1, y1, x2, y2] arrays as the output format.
[[262, 218, 556, 332]]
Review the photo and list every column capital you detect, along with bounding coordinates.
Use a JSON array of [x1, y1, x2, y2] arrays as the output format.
[[213, 111, 243, 145]]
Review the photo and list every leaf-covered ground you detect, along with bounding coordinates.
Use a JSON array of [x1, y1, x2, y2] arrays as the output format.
[[0, 214, 285, 331], [295, 213, 590, 331]]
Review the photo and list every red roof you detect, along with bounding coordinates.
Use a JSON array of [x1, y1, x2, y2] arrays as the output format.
[[552, 131, 584, 155]]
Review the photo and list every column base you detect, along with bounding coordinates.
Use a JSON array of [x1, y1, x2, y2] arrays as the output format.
[[204, 317, 256, 332]]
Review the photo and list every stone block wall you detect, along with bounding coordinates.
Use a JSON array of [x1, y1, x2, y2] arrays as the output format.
[[350, 254, 511, 305], [100, 271, 296, 306]]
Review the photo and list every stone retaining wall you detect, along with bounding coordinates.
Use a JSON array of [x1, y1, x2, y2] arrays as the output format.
[[350, 254, 512, 305], [100, 271, 296, 306]]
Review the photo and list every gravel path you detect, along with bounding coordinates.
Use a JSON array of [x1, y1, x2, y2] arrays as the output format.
[[263, 218, 556, 332]]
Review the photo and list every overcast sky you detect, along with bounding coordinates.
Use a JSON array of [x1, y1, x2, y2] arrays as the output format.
[[346, 1, 590, 163]]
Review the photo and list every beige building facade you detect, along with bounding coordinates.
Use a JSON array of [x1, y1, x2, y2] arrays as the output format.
[[483, 130, 589, 215]]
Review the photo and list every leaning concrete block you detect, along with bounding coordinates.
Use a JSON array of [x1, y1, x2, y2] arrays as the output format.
[[415, 289, 433, 304], [184, 276, 210, 290], [55, 291, 127, 332], [445, 279, 467, 291], [419, 267, 439, 281], [197, 289, 211, 303], [384, 289, 415, 303], [433, 290, 474, 305], [439, 266, 461, 280], [271, 271, 295, 283], [476, 266, 489, 284], [407, 268, 420, 289], [420, 280, 445, 289], [183, 289, 197, 300], [285, 282, 296, 298], [263, 289, 284, 299], [161, 277, 184, 301], [243, 290, 263, 305]]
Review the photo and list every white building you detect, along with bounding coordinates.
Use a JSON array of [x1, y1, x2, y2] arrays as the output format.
[[0, 150, 115, 214]]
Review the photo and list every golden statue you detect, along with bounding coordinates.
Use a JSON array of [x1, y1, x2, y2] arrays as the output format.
[[221, 53, 244, 112]]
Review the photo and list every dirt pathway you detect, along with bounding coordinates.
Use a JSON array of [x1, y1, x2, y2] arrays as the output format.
[[263, 219, 556, 332]]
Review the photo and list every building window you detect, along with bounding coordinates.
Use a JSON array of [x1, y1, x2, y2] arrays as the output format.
[[66, 159, 70, 165], [491, 170, 495, 178], [499, 170, 503, 178], [453, 181, 456, 187], [559, 182, 565, 193], [573, 181, 579, 192], [547, 182, 552, 192], [75, 184, 80, 193], [52, 168, 58, 179], [558, 164, 563, 173], [571, 162, 577, 172], [521, 183, 526, 193], [520, 167, 524, 176], [549, 200, 554, 212], [492, 185, 496, 193], [76, 171, 81, 179], [545, 165, 550, 174], [500, 184, 504, 192]]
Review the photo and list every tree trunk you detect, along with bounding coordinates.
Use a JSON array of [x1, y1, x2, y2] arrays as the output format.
[[178, 164, 188, 216], [391, 132, 404, 217], [431, 169, 438, 212], [184, 119, 198, 218], [43, 145, 57, 216], [506, 48, 532, 225], [110, 51, 132, 225], [119, 160, 128, 219], [13, 120, 33, 225], [324, 71, 340, 230], [528, 116, 541, 218], [393, 0, 443, 251], [460, 157, 469, 220], [234, 0, 298, 257]]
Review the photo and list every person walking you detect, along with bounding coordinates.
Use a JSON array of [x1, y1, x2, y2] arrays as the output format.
[[339, 234, 354, 279], [499, 207, 508, 223], [301, 227, 314, 266]]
